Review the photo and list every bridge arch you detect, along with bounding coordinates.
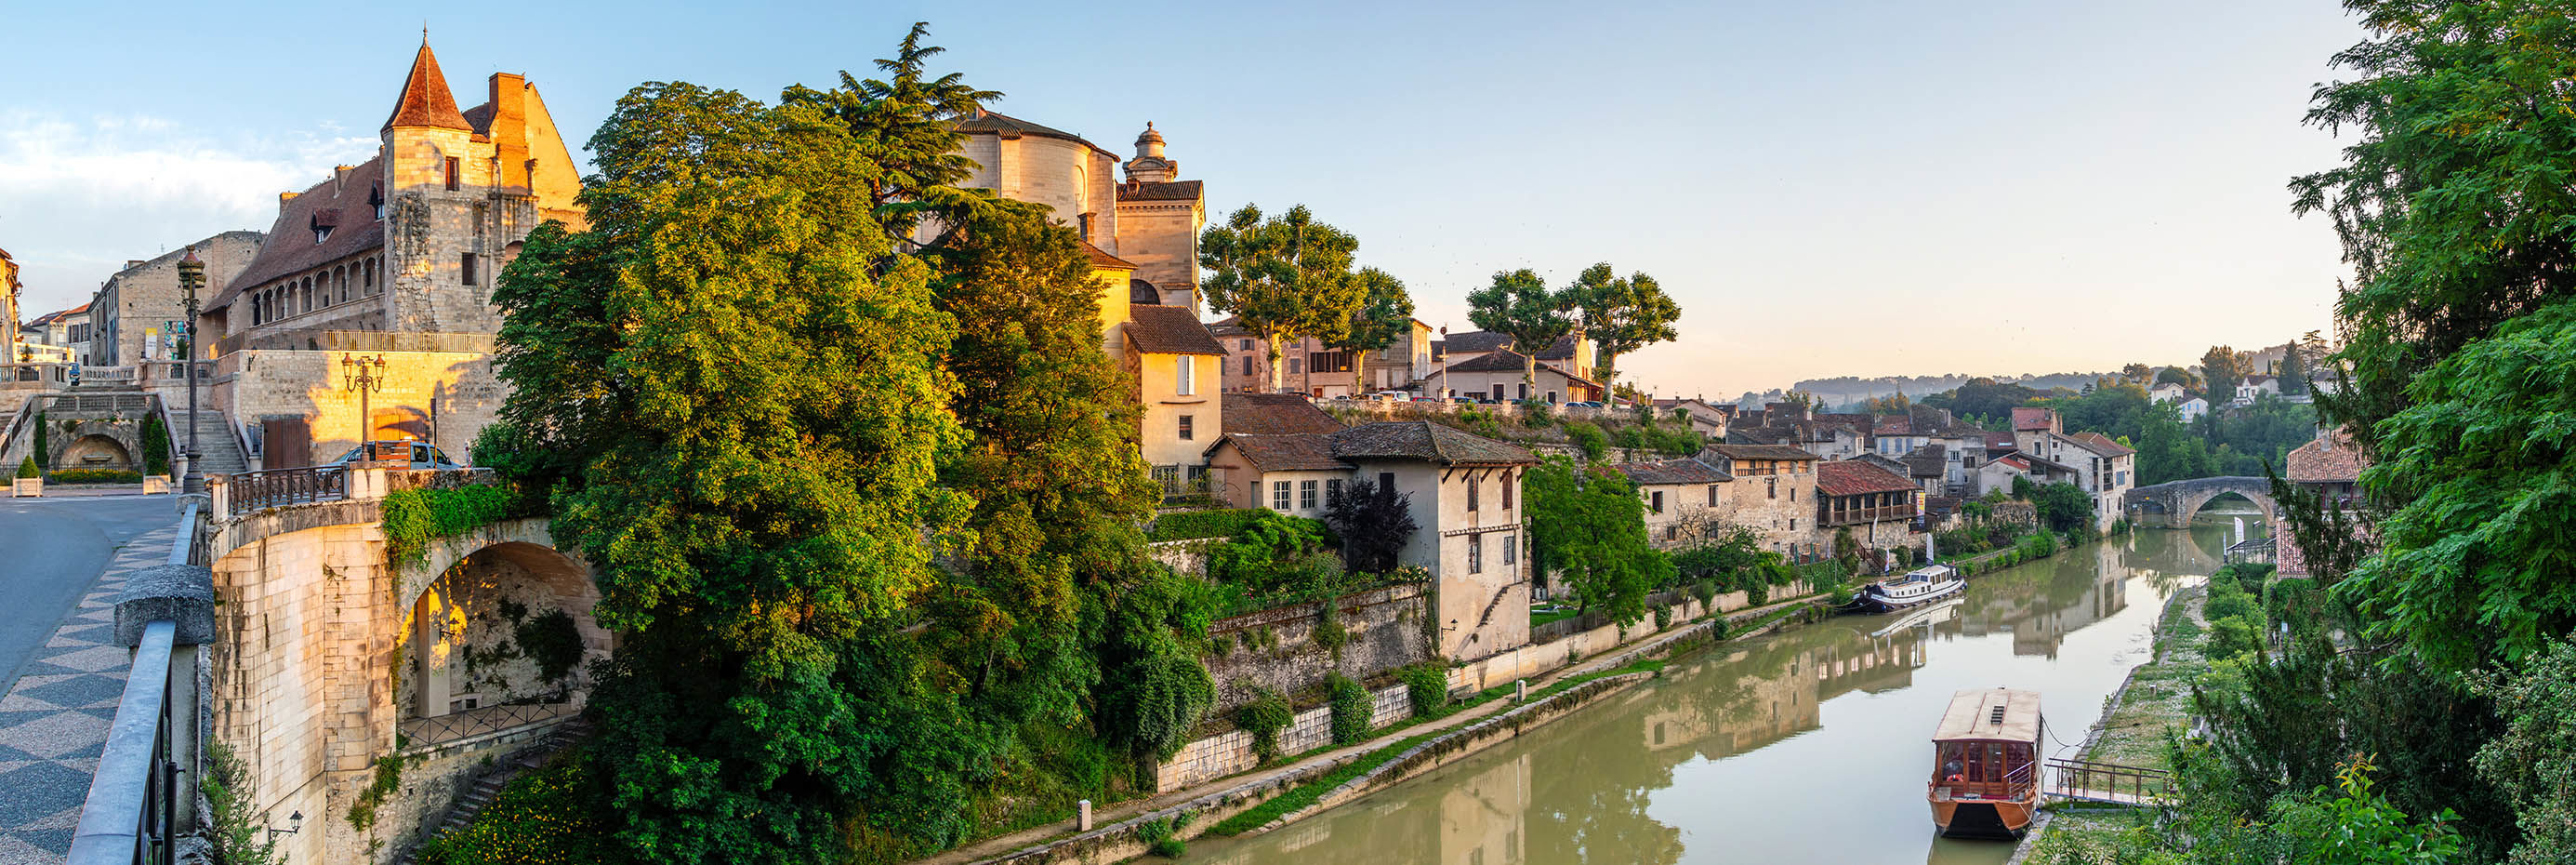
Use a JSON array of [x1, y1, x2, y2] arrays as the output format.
[[2124, 477, 2278, 530]]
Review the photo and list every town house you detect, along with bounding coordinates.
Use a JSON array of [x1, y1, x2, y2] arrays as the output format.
[[1421, 348, 1604, 404], [1611, 457, 1736, 550], [1695, 444, 1822, 556], [1815, 459, 1922, 552]]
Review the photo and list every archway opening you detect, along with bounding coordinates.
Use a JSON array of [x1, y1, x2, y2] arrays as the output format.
[[396, 541, 609, 747], [2190, 490, 2272, 535], [57, 433, 135, 472]]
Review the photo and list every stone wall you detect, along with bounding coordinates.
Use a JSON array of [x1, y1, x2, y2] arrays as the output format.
[[210, 348, 503, 468], [1154, 682, 1410, 792], [1202, 583, 1431, 712]]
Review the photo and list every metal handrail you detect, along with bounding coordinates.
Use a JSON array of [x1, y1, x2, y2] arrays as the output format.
[[2046, 756, 2171, 804], [399, 702, 578, 749], [222, 465, 349, 516], [67, 620, 177, 865]]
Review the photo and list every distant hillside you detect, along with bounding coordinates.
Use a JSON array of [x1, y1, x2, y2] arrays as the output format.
[[1761, 371, 2113, 407]]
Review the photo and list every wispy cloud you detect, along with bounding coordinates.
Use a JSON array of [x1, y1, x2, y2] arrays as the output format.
[[0, 110, 376, 313]]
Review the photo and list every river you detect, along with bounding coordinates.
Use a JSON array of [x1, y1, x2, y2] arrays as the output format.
[[1186, 518, 2259, 865]]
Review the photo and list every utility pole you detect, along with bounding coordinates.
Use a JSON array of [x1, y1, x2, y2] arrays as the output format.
[[175, 248, 205, 493]]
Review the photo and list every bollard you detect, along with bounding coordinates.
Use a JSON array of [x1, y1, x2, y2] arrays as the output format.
[[1515, 679, 1526, 702], [1077, 799, 1092, 832]]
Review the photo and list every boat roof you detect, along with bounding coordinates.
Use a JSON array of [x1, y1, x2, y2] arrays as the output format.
[[1904, 565, 1953, 579], [1935, 688, 2041, 742]]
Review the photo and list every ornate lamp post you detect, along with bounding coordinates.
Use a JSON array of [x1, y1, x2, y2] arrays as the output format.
[[175, 248, 205, 493], [341, 353, 388, 448]]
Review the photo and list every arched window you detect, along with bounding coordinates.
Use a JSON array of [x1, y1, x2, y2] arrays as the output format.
[[1129, 278, 1158, 305], [336, 266, 347, 302]]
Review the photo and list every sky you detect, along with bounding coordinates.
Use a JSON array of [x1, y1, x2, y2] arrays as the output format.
[[0, 0, 2369, 397]]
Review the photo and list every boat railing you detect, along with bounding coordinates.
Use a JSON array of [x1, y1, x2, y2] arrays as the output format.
[[1935, 760, 2040, 803]]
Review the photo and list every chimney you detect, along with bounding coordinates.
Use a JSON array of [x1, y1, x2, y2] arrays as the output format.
[[487, 73, 531, 188], [125, 260, 145, 270], [280, 191, 300, 212], [335, 165, 354, 194]]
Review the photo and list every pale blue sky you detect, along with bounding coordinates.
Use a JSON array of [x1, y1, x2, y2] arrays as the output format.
[[0, 1, 2366, 395]]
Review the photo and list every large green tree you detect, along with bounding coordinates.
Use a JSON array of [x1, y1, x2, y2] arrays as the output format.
[[1198, 204, 1369, 392], [1333, 267, 1416, 392], [1465, 268, 1575, 391], [1566, 262, 1680, 400], [1524, 459, 1671, 624], [2201, 345, 2252, 403]]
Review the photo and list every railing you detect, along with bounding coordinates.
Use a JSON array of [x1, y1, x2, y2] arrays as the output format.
[[1151, 465, 1226, 506], [399, 701, 578, 749], [46, 392, 153, 413], [1824, 504, 1914, 526], [223, 465, 349, 516], [1932, 759, 2041, 804], [68, 501, 208, 865], [2046, 756, 2171, 805]]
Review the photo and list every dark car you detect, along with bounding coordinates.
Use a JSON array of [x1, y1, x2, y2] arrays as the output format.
[[330, 439, 463, 470]]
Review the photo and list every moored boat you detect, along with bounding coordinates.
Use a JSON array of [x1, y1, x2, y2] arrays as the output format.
[[1928, 687, 2043, 840], [1844, 564, 1962, 614]]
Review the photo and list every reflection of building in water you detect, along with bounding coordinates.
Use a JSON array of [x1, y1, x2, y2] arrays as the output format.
[[2011, 544, 2131, 657], [1443, 753, 1529, 865], [1638, 624, 1930, 760], [1941, 548, 2134, 658]]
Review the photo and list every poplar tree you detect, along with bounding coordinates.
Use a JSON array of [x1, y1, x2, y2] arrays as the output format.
[[1198, 204, 1368, 392]]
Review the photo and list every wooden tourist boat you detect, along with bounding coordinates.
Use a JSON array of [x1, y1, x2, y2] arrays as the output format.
[[1844, 564, 1962, 614], [1928, 687, 2043, 840]]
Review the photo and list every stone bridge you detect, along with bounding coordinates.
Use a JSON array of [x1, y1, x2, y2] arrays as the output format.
[[2124, 476, 2277, 529], [201, 467, 607, 865]]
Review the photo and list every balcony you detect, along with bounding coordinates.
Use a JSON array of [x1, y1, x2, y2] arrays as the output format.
[[1821, 504, 1913, 526]]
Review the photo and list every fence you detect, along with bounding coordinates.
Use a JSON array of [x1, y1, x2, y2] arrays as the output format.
[[2046, 756, 2171, 805], [221, 465, 348, 516], [399, 701, 581, 749], [68, 501, 212, 865]]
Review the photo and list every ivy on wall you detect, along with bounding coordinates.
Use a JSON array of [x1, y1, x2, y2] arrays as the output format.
[[381, 485, 524, 564]]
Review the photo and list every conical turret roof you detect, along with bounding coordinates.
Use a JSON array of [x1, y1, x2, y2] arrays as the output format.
[[383, 39, 472, 133]]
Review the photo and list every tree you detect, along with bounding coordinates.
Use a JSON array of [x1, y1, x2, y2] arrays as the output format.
[[1198, 205, 1369, 392], [2202, 345, 2252, 403], [1333, 267, 1415, 393], [2120, 362, 2153, 385], [782, 21, 1004, 248], [1523, 459, 1671, 624], [2473, 634, 2576, 864], [2028, 482, 2094, 536], [1566, 262, 1680, 401], [1465, 268, 1574, 388], [2279, 339, 2313, 396], [1322, 479, 1419, 574], [2156, 365, 2201, 393]]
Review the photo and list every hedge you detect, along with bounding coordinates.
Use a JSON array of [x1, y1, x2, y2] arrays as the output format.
[[49, 469, 142, 485], [1147, 508, 1268, 542]]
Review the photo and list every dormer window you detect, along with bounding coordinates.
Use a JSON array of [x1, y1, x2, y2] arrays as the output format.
[[368, 183, 385, 220], [315, 228, 332, 244], [310, 207, 342, 245]]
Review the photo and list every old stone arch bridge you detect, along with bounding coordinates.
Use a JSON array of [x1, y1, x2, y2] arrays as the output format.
[[2123, 476, 2278, 529], [201, 467, 609, 865]]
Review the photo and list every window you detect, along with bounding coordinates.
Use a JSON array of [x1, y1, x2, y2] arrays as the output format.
[[1240, 339, 1251, 350], [1327, 478, 1343, 503], [1466, 476, 1480, 512], [1242, 355, 1254, 376], [1708, 485, 1720, 506], [1176, 357, 1196, 395], [1178, 415, 1194, 440], [461, 253, 478, 286], [1502, 471, 1514, 509], [1288, 357, 1302, 375], [1649, 491, 1665, 513], [1518, 383, 1528, 399], [1790, 518, 1798, 531], [1469, 534, 1484, 574], [1767, 478, 1777, 499], [1491, 384, 1506, 401], [1790, 486, 1797, 501], [1300, 480, 1318, 510], [1273, 481, 1291, 511], [1380, 472, 1396, 497], [1503, 534, 1517, 565], [1547, 391, 1559, 403], [444, 156, 461, 191], [315, 228, 331, 244], [1665, 525, 1679, 540]]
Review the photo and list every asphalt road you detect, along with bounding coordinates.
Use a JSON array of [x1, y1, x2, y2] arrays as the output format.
[[0, 496, 183, 694]]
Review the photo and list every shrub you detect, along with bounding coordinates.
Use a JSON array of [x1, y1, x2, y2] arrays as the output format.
[[1235, 688, 1294, 763], [419, 757, 623, 865], [140, 413, 170, 477], [1653, 605, 1673, 629], [1689, 579, 1716, 608], [513, 609, 586, 683], [2207, 615, 2263, 661], [1146, 508, 1266, 542], [1397, 663, 1449, 718], [15, 457, 38, 479], [1322, 480, 1419, 574], [1313, 599, 1350, 657], [48, 469, 141, 485], [1563, 421, 1608, 461], [1207, 511, 1335, 593], [1327, 672, 1372, 744]]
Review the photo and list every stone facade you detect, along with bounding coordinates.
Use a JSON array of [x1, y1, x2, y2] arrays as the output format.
[[1202, 583, 1433, 712], [209, 345, 502, 469], [1154, 682, 1412, 792], [88, 233, 263, 367]]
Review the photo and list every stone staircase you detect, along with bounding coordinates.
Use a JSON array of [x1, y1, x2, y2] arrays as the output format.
[[399, 715, 591, 865], [172, 409, 248, 478]]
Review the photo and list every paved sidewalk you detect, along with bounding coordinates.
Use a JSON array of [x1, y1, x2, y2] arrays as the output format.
[[0, 522, 178, 864]]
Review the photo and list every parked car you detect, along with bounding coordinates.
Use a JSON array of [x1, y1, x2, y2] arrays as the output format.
[[1368, 392, 1414, 403], [1564, 401, 1605, 408], [329, 439, 464, 470]]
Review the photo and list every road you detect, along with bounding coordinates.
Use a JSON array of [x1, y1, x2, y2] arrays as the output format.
[[0, 495, 182, 695]]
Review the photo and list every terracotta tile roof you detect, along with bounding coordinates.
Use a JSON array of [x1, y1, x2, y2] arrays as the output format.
[[1206, 316, 1252, 338], [1817, 459, 1917, 497], [1214, 432, 1350, 472], [2066, 432, 2135, 458], [217, 158, 388, 311], [1084, 242, 1137, 270], [1984, 432, 2016, 450], [954, 109, 1117, 158], [1441, 330, 1514, 353], [2012, 406, 2056, 432], [1222, 392, 1344, 435], [1612, 458, 1732, 486], [1328, 421, 1537, 466], [1700, 444, 1816, 461], [1118, 180, 1203, 202], [1875, 415, 1913, 435], [384, 41, 473, 133], [1724, 427, 1790, 446], [1124, 304, 1226, 355], [2285, 429, 2365, 484]]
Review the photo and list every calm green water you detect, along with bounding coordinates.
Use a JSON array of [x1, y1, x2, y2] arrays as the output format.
[[1184, 526, 2239, 865]]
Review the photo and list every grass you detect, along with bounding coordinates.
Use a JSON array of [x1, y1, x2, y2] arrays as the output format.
[[1206, 732, 1444, 835], [2081, 586, 2209, 771], [1529, 607, 1583, 629]]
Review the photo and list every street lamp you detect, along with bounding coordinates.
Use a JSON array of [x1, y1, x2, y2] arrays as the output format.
[[175, 248, 205, 493], [341, 353, 388, 447]]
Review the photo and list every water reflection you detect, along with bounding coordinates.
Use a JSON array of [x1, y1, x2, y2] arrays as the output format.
[[1189, 526, 2238, 865]]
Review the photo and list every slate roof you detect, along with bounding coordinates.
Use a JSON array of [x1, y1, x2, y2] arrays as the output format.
[[1611, 458, 1732, 486], [1215, 432, 1350, 472], [1441, 331, 1515, 353], [2066, 432, 2136, 458], [1435, 349, 1602, 386], [384, 41, 472, 133], [1222, 392, 1344, 435], [1903, 444, 1949, 478], [1700, 444, 1817, 461], [1118, 180, 1203, 202], [217, 159, 388, 311], [2285, 430, 2365, 484], [1817, 459, 1918, 497], [1328, 421, 1537, 466], [1124, 305, 1226, 355], [1206, 316, 1252, 338]]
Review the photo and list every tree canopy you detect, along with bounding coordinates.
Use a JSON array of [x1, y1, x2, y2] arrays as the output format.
[[1198, 204, 1371, 391], [1523, 459, 1671, 624], [1466, 269, 1576, 388], [1566, 262, 1680, 398]]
